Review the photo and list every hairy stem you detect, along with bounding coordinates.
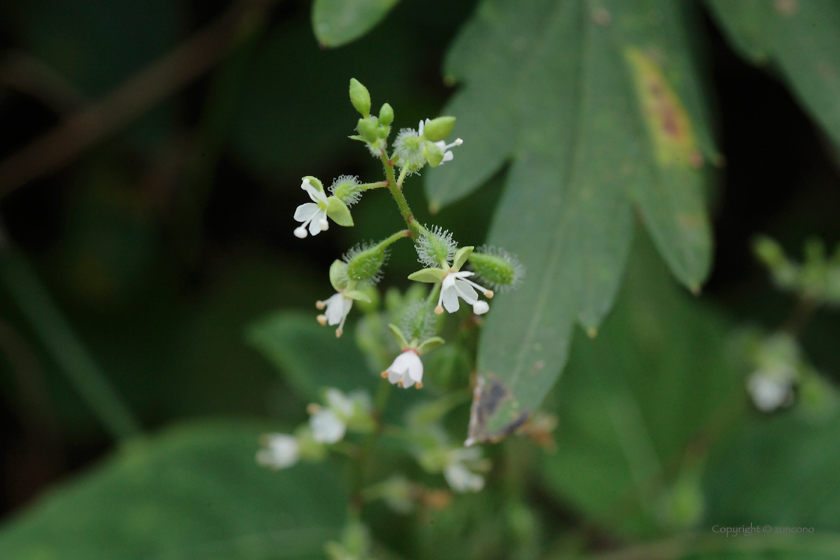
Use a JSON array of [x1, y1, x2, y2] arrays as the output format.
[[381, 153, 421, 238]]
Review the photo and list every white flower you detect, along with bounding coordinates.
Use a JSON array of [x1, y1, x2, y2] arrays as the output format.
[[443, 448, 485, 492], [294, 178, 329, 238], [256, 433, 299, 469], [418, 119, 462, 165], [382, 350, 424, 389], [436, 271, 493, 315], [310, 409, 346, 443], [747, 371, 793, 412], [316, 292, 353, 337]]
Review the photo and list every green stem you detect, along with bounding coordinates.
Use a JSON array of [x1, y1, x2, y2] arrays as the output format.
[[381, 153, 421, 238], [377, 229, 411, 249], [360, 181, 389, 191], [0, 249, 141, 442]]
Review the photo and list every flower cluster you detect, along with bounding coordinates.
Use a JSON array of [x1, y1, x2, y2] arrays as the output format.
[[291, 78, 524, 390]]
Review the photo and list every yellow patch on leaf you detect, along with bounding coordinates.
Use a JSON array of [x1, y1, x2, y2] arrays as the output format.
[[625, 47, 702, 168]]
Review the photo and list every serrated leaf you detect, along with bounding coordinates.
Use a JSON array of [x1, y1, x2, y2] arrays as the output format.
[[539, 235, 741, 538], [0, 421, 345, 559], [434, 0, 716, 443], [312, 0, 401, 48], [708, 0, 840, 149]]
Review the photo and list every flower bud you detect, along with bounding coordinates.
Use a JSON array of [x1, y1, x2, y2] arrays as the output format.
[[379, 102, 394, 125], [357, 117, 379, 142], [329, 260, 350, 292], [346, 243, 388, 285], [349, 78, 371, 117], [421, 116, 456, 142], [468, 247, 524, 291]]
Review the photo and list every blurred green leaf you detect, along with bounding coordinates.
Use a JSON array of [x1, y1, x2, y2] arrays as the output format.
[[312, 0, 401, 48], [708, 0, 840, 149], [704, 412, 840, 531], [433, 0, 716, 443], [540, 234, 741, 538], [247, 311, 377, 400], [0, 421, 346, 559]]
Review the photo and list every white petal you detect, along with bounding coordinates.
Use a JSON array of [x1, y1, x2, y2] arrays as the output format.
[[747, 374, 790, 412], [452, 271, 474, 279], [324, 293, 346, 325], [302, 182, 327, 203], [326, 388, 354, 418], [294, 203, 320, 222], [444, 463, 484, 492], [310, 410, 346, 443], [308, 211, 326, 235], [402, 373, 416, 389], [256, 434, 299, 469], [454, 278, 478, 304], [387, 368, 403, 385], [442, 284, 460, 313], [393, 351, 423, 383], [440, 151, 454, 164]]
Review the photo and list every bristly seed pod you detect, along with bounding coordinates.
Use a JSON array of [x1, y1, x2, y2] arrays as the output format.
[[468, 246, 525, 292], [416, 226, 456, 268], [345, 242, 388, 285]]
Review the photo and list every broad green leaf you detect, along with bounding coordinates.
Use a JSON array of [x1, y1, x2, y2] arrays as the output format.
[[246, 311, 377, 400], [0, 421, 345, 559], [433, 0, 716, 443], [704, 413, 840, 531], [312, 0, 401, 48], [539, 235, 741, 538], [708, 0, 840, 148]]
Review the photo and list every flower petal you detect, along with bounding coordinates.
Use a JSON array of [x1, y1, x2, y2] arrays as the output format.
[[310, 410, 346, 444], [454, 278, 478, 304], [302, 182, 327, 203], [294, 203, 320, 222], [308, 210, 327, 235], [442, 284, 460, 313]]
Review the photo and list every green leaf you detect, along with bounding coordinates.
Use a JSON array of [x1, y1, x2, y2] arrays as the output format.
[[417, 336, 445, 355], [246, 311, 377, 400], [388, 323, 409, 349], [312, 0, 402, 48], [452, 246, 474, 271], [708, 0, 840, 149], [344, 289, 372, 303], [538, 235, 741, 538], [0, 421, 345, 559], [704, 413, 840, 531], [436, 0, 715, 443]]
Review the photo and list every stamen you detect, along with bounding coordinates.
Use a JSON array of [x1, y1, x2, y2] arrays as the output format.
[[381, 371, 389, 379], [316, 314, 327, 326], [415, 382, 423, 390], [316, 300, 326, 310], [435, 305, 444, 315], [335, 328, 343, 338], [306, 403, 321, 415]]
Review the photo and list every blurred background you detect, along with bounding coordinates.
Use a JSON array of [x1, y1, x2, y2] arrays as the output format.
[[0, 0, 839, 556]]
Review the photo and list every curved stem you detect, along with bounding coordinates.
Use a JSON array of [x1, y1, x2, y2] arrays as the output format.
[[381, 153, 421, 238]]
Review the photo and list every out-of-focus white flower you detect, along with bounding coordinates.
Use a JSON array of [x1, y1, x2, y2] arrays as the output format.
[[418, 118, 462, 165], [310, 409, 346, 444], [382, 350, 424, 389], [443, 447, 486, 493], [294, 178, 329, 238], [747, 372, 793, 412], [256, 433, 299, 469], [308, 388, 373, 444], [317, 292, 353, 337]]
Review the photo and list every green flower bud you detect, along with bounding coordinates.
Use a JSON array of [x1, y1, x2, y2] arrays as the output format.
[[379, 102, 394, 125], [423, 140, 444, 167], [468, 247, 525, 291], [421, 116, 456, 142], [326, 196, 354, 227], [357, 117, 379, 142], [345, 242, 388, 285], [416, 226, 456, 267], [349, 78, 371, 117]]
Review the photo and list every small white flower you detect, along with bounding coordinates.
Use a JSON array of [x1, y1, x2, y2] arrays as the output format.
[[436, 271, 493, 315], [382, 350, 424, 389], [310, 409, 346, 443], [747, 371, 793, 412], [256, 433, 299, 469], [316, 292, 353, 337], [418, 119, 462, 166], [294, 178, 330, 238], [443, 448, 485, 493]]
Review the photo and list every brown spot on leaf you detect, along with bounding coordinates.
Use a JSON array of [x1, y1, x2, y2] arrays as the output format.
[[466, 375, 531, 445]]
